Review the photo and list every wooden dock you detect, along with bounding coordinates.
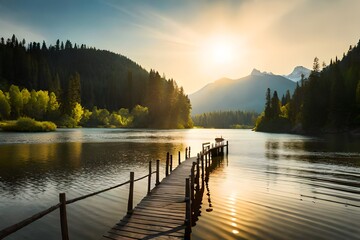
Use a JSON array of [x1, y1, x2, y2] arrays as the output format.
[[103, 141, 228, 240], [103, 157, 197, 240]]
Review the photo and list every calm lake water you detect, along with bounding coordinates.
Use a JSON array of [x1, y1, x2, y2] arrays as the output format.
[[0, 129, 359, 239]]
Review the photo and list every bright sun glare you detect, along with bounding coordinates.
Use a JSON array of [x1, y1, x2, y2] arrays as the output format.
[[200, 36, 237, 68], [211, 43, 233, 64]]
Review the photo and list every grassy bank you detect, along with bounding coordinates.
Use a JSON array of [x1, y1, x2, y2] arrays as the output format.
[[1, 117, 56, 132]]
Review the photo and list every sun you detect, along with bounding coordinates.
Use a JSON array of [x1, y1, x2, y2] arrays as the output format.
[[211, 42, 233, 64], [200, 36, 236, 66]]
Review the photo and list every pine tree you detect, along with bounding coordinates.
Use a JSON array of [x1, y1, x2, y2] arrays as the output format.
[[271, 91, 281, 119], [264, 88, 272, 120]]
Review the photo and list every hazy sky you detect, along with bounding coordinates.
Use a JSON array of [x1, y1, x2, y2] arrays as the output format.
[[1, 0, 359, 93]]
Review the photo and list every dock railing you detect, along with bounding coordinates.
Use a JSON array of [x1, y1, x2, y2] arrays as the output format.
[[0, 147, 192, 240], [184, 140, 228, 239]]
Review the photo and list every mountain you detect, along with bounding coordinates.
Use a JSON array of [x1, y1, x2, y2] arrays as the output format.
[[284, 66, 311, 82], [189, 70, 297, 114]]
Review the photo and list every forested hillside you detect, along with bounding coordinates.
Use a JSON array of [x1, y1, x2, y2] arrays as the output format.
[[192, 110, 258, 128], [255, 40, 360, 133], [0, 34, 192, 128]]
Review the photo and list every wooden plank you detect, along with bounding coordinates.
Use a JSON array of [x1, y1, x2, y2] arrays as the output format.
[[121, 215, 183, 225], [113, 224, 184, 237], [115, 221, 184, 233]]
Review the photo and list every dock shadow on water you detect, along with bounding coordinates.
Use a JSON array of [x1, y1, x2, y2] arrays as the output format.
[[192, 155, 227, 227]]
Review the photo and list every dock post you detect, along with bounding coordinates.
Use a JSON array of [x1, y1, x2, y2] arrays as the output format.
[[189, 147, 191, 158], [59, 193, 69, 240], [201, 153, 204, 179], [147, 161, 152, 195], [185, 147, 188, 159], [166, 154, 169, 177], [205, 154, 208, 168], [178, 151, 181, 165], [170, 155, 173, 172], [196, 157, 200, 189], [156, 160, 160, 186], [127, 172, 134, 214], [185, 178, 191, 239], [226, 141, 229, 154], [191, 162, 196, 203]]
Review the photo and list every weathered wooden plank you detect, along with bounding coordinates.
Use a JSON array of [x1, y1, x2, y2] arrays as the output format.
[[112, 224, 184, 237], [121, 214, 183, 225], [119, 218, 182, 228], [112, 224, 185, 238], [115, 221, 184, 234], [131, 209, 184, 220]]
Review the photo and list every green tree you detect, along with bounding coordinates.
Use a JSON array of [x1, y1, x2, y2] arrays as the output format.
[[271, 91, 281, 119], [47, 92, 60, 120], [264, 88, 272, 120], [65, 72, 81, 115], [72, 102, 84, 124], [9, 85, 23, 118], [131, 105, 149, 127], [0, 89, 11, 119], [33, 90, 49, 120]]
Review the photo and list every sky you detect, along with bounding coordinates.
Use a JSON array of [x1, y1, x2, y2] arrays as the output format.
[[1, 0, 360, 94]]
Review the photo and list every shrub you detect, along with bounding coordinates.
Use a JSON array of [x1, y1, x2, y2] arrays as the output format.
[[1, 117, 56, 132]]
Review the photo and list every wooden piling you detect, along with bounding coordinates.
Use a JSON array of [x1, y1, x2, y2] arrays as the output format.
[[165, 156, 169, 177], [59, 193, 69, 240], [170, 155, 173, 172], [156, 159, 160, 186], [147, 161, 151, 195], [201, 153, 204, 178], [196, 157, 200, 187], [127, 172, 134, 214], [178, 151, 181, 165], [226, 141, 229, 154], [191, 162, 195, 203], [185, 178, 191, 239], [185, 147, 188, 159]]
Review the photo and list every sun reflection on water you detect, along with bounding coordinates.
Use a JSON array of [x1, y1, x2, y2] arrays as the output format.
[[228, 194, 240, 236]]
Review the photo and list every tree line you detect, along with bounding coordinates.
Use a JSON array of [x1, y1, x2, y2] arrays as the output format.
[[255, 40, 360, 133], [192, 110, 259, 128], [0, 34, 193, 128]]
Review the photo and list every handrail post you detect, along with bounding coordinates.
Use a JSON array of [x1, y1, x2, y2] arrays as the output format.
[[59, 193, 69, 240], [196, 157, 200, 188], [147, 161, 152, 195], [226, 141, 229, 154], [185, 178, 191, 239], [191, 162, 195, 204], [166, 157, 169, 177], [178, 151, 181, 165], [156, 160, 160, 186], [127, 172, 134, 214], [170, 155, 173, 172]]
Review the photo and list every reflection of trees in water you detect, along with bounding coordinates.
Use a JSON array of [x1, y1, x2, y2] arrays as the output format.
[[265, 138, 360, 166], [192, 155, 226, 226], [0, 141, 185, 197]]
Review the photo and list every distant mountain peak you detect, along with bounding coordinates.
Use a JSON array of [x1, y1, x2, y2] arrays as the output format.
[[251, 68, 274, 76], [284, 66, 311, 82], [251, 68, 263, 76]]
